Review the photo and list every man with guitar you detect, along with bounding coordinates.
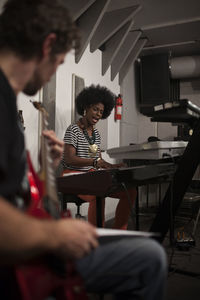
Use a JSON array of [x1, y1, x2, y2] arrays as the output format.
[[0, 0, 167, 299]]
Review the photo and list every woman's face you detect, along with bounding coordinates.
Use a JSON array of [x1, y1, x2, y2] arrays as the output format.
[[85, 102, 104, 126]]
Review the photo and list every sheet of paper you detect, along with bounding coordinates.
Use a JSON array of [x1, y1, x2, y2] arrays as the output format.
[[96, 228, 159, 238], [63, 172, 84, 177]]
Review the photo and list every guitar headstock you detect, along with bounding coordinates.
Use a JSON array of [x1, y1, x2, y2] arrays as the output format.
[[30, 100, 49, 119]]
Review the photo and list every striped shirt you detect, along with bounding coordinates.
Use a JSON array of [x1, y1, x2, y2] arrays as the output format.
[[62, 123, 101, 171]]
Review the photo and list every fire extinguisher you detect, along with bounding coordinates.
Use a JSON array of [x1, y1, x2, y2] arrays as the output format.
[[115, 94, 123, 121]]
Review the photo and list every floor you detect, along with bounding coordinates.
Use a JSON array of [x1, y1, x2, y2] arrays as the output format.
[[164, 217, 200, 300], [100, 204, 200, 300]]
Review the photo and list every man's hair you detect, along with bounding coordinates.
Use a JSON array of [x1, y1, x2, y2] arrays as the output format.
[[75, 85, 116, 119], [0, 0, 79, 59]]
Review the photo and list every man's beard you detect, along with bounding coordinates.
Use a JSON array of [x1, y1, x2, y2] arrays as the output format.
[[23, 72, 43, 96]]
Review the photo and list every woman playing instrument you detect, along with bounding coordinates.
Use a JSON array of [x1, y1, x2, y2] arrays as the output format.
[[62, 84, 136, 229]]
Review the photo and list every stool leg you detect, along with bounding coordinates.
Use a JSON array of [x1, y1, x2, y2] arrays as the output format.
[[75, 205, 82, 219], [58, 193, 67, 211], [135, 187, 139, 230]]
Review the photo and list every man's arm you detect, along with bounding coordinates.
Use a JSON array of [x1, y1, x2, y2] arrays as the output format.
[[0, 197, 98, 265]]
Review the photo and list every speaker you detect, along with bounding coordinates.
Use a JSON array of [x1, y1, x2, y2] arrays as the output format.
[[139, 54, 171, 107]]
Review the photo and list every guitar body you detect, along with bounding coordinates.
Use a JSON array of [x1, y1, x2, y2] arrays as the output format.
[[14, 152, 88, 300]]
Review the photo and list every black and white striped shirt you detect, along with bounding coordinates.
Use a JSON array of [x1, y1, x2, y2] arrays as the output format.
[[62, 123, 101, 171]]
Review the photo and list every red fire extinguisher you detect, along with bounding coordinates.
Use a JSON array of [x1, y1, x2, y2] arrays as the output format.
[[115, 94, 123, 121]]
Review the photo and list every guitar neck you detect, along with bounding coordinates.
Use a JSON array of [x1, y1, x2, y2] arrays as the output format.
[[32, 101, 60, 218]]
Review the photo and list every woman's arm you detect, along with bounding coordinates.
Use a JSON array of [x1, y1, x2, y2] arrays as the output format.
[[64, 143, 126, 170], [64, 144, 94, 167]]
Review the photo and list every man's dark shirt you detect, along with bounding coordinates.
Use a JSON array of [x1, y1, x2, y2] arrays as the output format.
[[0, 69, 28, 207], [0, 69, 32, 297]]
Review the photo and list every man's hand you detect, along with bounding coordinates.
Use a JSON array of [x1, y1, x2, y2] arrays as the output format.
[[43, 130, 64, 168], [49, 219, 99, 260], [0, 198, 98, 264]]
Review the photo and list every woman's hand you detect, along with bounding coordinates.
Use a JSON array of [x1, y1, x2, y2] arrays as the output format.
[[96, 159, 127, 169], [111, 162, 127, 168], [96, 158, 112, 169]]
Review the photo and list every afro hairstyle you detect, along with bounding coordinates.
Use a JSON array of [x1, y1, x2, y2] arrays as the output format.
[[75, 84, 116, 119]]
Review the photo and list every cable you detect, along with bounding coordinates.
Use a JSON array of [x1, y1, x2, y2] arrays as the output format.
[[162, 152, 176, 245], [161, 152, 177, 267], [168, 246, 175, 273]]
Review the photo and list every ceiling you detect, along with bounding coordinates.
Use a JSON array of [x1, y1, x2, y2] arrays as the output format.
[[67, 0, 200, 82], [1, 0, 199, 82], [107, 0, 200, 58], [1, 0, 200, 58]]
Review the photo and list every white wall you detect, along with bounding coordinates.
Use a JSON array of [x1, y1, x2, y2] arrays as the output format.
[[17, 92, 40, 171], [120, 64, 178, 145], [56, 46, 120, 144], [180, 79, 200, 105], [120, 64, 157, 146], [120, 63, 179, 208]]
